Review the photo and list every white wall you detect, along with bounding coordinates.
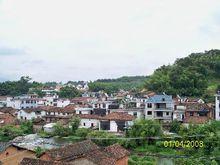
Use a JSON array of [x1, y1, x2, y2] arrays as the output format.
[[57, 100, 70, 107], [17, 110, 46, 120], [80, 119, 99, 128], [110, 121, 118, 132], [215, 95, 220, 120]]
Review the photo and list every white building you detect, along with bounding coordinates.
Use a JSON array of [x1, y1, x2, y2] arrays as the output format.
[[6, 96, 38, 109], [79, 114, 100, 129], [100, 112, 134, 132], [173, 104, 186, 122], [43, 123, 56, 133], [145, 95, 174, 122], [215, 92, 220, 120], [57, 99, 70, 108], [75, 107, 93, 115], [17, 108, 46, 120]]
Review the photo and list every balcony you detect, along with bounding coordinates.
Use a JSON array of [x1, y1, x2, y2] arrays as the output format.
[[154, 115, 172, 120], [154, 107, 173, 111]]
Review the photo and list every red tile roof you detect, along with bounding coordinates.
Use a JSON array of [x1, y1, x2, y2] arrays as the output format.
[[102, 112, 134, 121], [20, 158, 71, 165], [86, 149, 116, 165], [44, 140, 99, 161], [104, 144, 130, 160]]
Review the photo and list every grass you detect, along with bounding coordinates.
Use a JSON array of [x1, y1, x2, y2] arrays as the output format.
[[134, 144, 176, 155], [129, 154, 156, 165]]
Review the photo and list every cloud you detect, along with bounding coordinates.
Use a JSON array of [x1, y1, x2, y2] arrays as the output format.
[[0, 46, 26, 56], [0, 0, 220, 81]]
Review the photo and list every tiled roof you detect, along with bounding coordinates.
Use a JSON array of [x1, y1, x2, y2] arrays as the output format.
[[86, 149, 116, 165], [20, 158, 70, 165], [104, 144, 130, 160], [45, 140, 99, 161], [0, 107, 16, 115], [185, 103, 212, 112], [102, 112, 134, 121], [33, 105, 75, 113], [41, 140, 129, 165]]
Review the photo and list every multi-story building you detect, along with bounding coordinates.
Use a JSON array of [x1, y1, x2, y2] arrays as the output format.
[[215, 92, 220, 120], [6, 95, 38, 109], [145, 94, 174, 122]]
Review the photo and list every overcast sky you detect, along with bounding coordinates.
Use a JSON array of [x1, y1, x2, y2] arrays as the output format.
[[0, 0, 220, 82]]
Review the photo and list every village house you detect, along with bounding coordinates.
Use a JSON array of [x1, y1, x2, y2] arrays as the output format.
[[42, 94, 59, 106], [215, 91, 220, 120], [100, 112, 134, 132], [70, 97, 94, 105], [17, 108, 46, 120], [40, 140, 129, 165], [183, 103, 214, 124], [75, 105, 93, 115], [42, 105, 75, 123], [6, 96, 38, 110], [145, 94, 174, 123], [78, 114, 101, 129], [110, 108, 144, 119], [56, 99, 70, 108]]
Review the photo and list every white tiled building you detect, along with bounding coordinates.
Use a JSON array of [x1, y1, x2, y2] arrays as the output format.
[[145, 94, 174, 122]]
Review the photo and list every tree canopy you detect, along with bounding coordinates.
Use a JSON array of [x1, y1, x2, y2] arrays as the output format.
[[145, 49, 220, 100]]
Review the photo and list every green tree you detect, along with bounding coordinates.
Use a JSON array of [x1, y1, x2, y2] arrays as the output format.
[[87, 130, 117, 146], [34, 147, 45, 158], [20, 121, 33, 134], [59, 86, 81, 98], [53, 122, 70, 137], [69, 116, 80, 134], [127, 119, 162, 146], [0, 125, 23, 141], [169, 120, 181, 133]]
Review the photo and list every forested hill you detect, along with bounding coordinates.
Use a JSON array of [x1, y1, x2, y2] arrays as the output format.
[[88, 76, 148, 93], [145, 49, 220, 101]]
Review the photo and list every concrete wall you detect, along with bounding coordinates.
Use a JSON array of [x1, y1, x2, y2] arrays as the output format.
[[80, 119, 99, 128]]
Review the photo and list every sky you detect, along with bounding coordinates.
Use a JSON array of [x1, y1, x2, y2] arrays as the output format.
[[0, 0, 220, 82]]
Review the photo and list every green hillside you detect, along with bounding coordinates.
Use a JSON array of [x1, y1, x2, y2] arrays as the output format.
[[145, 49, 220, 102], [88, 76, 148, 93]]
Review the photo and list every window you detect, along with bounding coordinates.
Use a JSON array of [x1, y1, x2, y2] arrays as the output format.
[[147, 103, 152, 108], [189, 112, 194, 116], [91, 123, 94, 127], [79, 111, 82, 114], [24, 117, 27, 120], [162, 98, 165, 101], [21, 116, 23, 119], [83, 123, 86, 126], [147, 111, 152, 115], [133, 112, 137, 117], [166, 112, 169, 116]]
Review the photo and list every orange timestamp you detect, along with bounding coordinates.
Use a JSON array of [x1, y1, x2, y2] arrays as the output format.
[[163, 140, 204, 148]]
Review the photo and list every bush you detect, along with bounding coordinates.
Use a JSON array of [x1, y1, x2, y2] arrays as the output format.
[[75, 128, 92, 137], [87, 130, 117, 146]]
